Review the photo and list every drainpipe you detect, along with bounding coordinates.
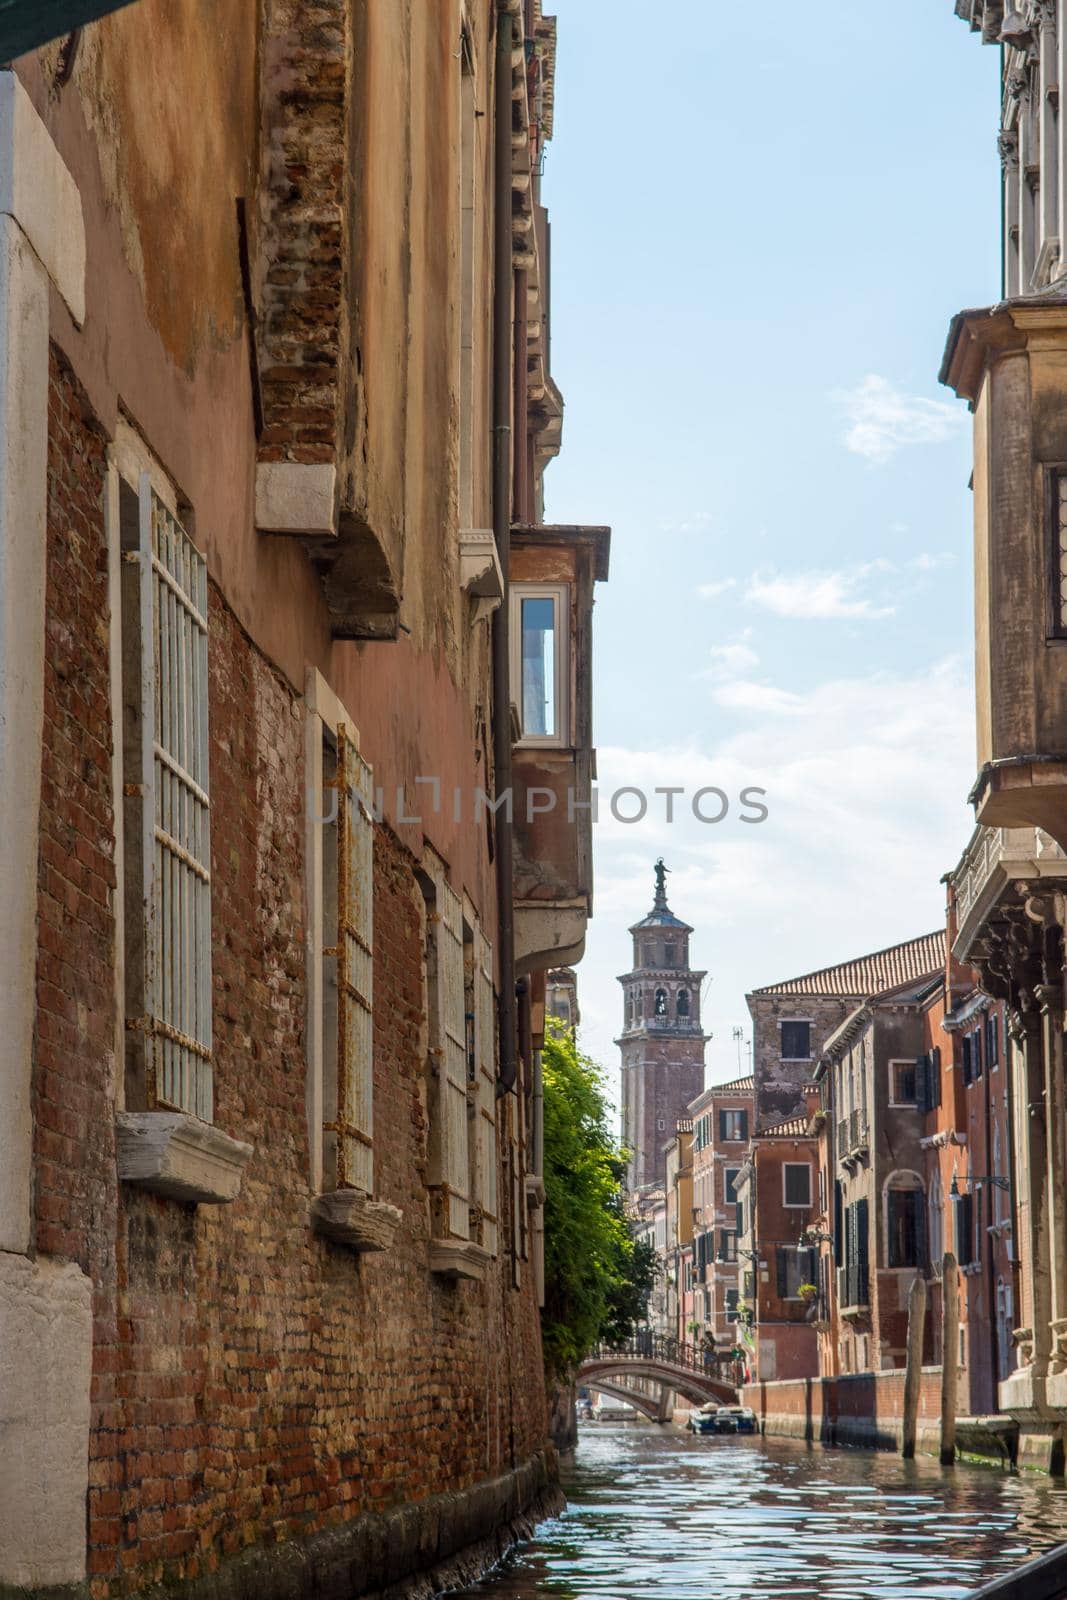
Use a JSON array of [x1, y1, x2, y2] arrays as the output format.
[[492, 1, 517, 1093], [984, 1019, 999, 1410]]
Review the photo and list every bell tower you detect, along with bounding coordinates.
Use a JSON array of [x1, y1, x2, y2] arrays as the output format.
[[618, 860, 708, 1192]]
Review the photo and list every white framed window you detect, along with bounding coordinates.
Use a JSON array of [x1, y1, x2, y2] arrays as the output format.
[[119, 460, 212, 1119], [510, 584, 569, 745], [783, 1163, 812, 1208], [421, 858, 472, 1244], [889, 1059, 918, 1107], [305, 671, 375, 1196]]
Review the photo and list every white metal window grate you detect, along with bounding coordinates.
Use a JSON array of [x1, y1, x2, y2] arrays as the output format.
[[472, 931, 498, 1256], [129, 477, 213, 1118], [324, 725, 375, 1192]]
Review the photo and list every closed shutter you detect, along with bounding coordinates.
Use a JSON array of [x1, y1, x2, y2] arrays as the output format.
[[472, 931, 498, 1255], [438, 882, 471, 1239], [738, 1109, 749, 1141], [931, 1046, 942, 1109], [776, 1247, 789, 1299], [834, 1181, 844, 1267], [916, 1055, 930, 1114], [719, 1110, 727, 1142], [856, 1198, 869, 1267], [329, 725, 374, 1193]]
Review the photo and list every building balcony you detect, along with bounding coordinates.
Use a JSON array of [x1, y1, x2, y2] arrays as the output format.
[[836, 1113, 870, 1169], [942, 286, 1067, 849], [952, 825, 1067, 960], [837, 1264, 870, 1319], [511, 524, 610, 975]]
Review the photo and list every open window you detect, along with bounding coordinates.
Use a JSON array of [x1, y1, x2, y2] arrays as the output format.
[[510, 584, 569, 745]]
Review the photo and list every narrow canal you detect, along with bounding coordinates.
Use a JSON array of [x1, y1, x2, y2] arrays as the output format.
[[452, 1424, 1067, 1599]]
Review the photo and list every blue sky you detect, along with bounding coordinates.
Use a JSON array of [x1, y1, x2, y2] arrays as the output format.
[[540, 2, 1001, 1092]]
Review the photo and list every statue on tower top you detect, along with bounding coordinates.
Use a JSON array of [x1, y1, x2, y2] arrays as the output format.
[[654, 857, 669, 907]]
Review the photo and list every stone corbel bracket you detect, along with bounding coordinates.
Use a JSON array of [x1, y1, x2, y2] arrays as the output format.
[[460, 528, 504, 623], [310, 1191, 402, 1254], [116, 1112, 253, 1205], [429, 1238, 492, 1282]]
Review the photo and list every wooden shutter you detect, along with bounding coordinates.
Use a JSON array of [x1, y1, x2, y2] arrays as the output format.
[[776, 1247, 790, 1299], [439, 881, 471, 1239], [327, 726, 374, 1193], [472, 930, 498, 1255], [739, 1109, 749, 1141], [124, 478, 213, 1119]]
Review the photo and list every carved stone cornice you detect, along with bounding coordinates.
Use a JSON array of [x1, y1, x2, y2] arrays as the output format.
[[999, 128, 1020, 172]]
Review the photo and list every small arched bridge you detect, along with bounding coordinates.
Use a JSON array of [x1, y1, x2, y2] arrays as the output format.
[[578, 1337, 739, 1418]]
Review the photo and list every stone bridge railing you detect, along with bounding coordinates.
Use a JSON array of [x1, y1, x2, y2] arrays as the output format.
[[578, 1335, 738, 1405]]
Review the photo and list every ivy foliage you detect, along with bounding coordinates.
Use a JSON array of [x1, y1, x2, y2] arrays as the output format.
[[540, 1023, 656, 1377]]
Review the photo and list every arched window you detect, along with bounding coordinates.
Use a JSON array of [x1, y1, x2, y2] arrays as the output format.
[[884, 1171, 925, 1269], [676, 989, 690, 1018], [625, 992, 632, 1025], [635, 991, 643, 1019], [654, 988, 668, 1017]]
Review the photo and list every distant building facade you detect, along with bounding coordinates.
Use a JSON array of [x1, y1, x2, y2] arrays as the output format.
[[690, 1076, 754, 1363], [619, 862, 707, 1192]]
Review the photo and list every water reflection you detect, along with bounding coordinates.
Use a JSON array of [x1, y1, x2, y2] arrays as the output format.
[[450, 1424, 1067, 1599]]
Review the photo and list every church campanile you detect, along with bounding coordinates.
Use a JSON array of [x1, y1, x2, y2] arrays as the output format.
[[618, 860, 708, 1192]]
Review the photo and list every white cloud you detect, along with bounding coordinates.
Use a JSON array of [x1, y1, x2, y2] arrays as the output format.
[[836, 375, 964, 464], [703, 640, 759, 679], [697, 578, 736, 599], [660, 511, 715, 537], [745, 562, 895, 620], [909, 551, 956, 572], [574, 655, 976, 1109]]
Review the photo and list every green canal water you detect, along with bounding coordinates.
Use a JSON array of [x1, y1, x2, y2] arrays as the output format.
[[449, 1423, 1067, 1599]]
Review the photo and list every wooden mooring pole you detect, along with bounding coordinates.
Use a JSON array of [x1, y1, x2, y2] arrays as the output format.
[[941, 1252, 959, 1466], [902, 1273, 927, 1460]]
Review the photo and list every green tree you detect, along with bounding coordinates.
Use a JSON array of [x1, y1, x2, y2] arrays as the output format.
[[540, 1023, 654, 1377]]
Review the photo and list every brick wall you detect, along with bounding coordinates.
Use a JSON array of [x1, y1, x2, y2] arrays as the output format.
[[744, 1368, 944, 1442], [37, 350, 548, 1598]]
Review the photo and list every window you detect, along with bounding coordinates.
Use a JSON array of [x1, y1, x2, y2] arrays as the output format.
[[654, 988, 668, 1016], [719, 1230, 738, 1263], [421, 863, 472, 1245], [886, 1180, 925, 1268], [305, 673, 375, 1195], [776, 1246, 816, 1300], [1048, 468, 1067, 638], [890, 1059, 918, 1107], [929, 1174, 944, 1269], [664, 943, 677, 966], [954, 1188, 976, 1267], [783, 1163, 812, 1208], [780, 1020, 811, 1060], [676, 989, 690, 1018], [972, 1028, 984, 1080], [510, 585, 568, 744], [468, 929, 499, 1256], [725, 1287, 740, 1322], [724, 1166, 740, 1205], [987, 1012, 999, 1070], [120, 470, 213, 1119], [720, 1108, 748, 1142]]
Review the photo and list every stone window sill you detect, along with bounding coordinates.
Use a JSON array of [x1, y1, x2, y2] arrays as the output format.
[[525, 1174, 546, 1207], [116, 1111, 253, 1205], [429, 1238, 492, 1281], [311, 1191, 402, 1253]]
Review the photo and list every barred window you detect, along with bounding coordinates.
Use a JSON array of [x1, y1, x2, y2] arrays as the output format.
[[422, 866, 472, 1243], [304, 674, 375, 1196], [121, 473, 212, 1119], [469, 929, 498, 1257]]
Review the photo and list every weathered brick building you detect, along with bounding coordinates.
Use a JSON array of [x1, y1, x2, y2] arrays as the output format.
[[689, 1074, 753, 1368], [942, 0, 1067, 1470], [0, 1, 609, 1593]]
